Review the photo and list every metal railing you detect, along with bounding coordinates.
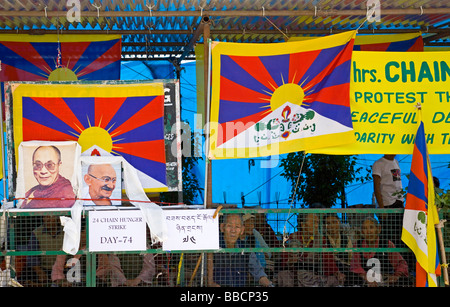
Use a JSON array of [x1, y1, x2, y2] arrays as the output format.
[[0, 207, 447, 287]]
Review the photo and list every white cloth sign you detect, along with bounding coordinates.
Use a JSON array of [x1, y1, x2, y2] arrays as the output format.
[[162, 209, 219, 251], [88, 210, 147, 252]]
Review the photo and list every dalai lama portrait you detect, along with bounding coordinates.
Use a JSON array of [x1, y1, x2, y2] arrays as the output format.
[[21, 145, 75, 209]]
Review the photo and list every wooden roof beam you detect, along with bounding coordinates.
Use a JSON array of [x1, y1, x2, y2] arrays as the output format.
[[0, 28, 448, 36], [176, 15, 211, 65], [0, 7, 450, 18]]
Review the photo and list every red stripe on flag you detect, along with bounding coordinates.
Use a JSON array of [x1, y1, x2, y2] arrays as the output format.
[[408, 36, 424, 51], [359, 43, 390, 51], [22, 118, 78, 141], [416, 262, 428, 287], [305, 83, 350, 106], [0, 63, 47, 81], [228, 56, 278, 92], [303, 40, 354, 102], [61, 42, 91, 71], [94, 97, 127, 129], [110, 96, 164, 137], [31, 97, 85, 134], [219, 76, 272, 103], [77, 40, 121, 78], [113, 139, 166, 164], [217, 110, 267, 147], [404, 192, 428, 212], [288, 50, 322, 85], [2, 42, 52, 73]]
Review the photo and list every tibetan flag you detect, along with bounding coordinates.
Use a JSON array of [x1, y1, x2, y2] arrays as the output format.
[[209, 31, 356, 159], [353, 32, 424, 52], [401, 121, 441, 287], [11, 82, 167, 192], [289, 32, 423, 52], [0, 34, 121, 81]]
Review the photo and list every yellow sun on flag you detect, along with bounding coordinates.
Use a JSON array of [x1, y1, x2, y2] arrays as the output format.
[[269, 83, 305, 111], [47, 67, 79, 81], [78, 126, 113, 153]]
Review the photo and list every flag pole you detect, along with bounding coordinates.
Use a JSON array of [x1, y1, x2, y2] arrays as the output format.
[[435, 219, 449, 285], [201, 18, 213, 287], [0, 87, 7, 207], [425, 147, 449, 286]]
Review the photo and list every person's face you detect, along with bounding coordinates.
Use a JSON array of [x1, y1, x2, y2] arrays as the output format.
[[325, 216, 340, 236], [32, 147, 61, 186], [85, 164, 117, 200], [221, 215, 244, 245], [243, 218, 255, 235], [302, 213, 319, 236], [43, 215, 60, 234], [362, 219, 380, 243], [384, 154, 396, 160], [287, 240, 301, 263]]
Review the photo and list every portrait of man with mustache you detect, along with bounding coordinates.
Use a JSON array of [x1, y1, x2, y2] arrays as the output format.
[[83, 163, 119, 206]]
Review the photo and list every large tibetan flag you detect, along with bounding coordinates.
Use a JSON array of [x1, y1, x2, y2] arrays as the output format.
[[0, 34, 121, 81], [11, 82, 167, 192], [209, 31, 356, 159], [401, 121, 441, 287], [353, 32, 424, 52]]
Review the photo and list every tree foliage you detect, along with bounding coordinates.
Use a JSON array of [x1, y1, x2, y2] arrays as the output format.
[[160, 123, 203, 205], [280, 152, 371, 208]]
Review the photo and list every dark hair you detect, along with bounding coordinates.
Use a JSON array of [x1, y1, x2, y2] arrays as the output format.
[[221, 213, 243, 225], [297, 202, 325, 226], [324, 213, 340, 222], [433, 176, 440, 188]]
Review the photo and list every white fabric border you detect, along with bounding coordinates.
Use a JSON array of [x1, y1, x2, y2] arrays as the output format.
[[15, 140, 81, 208]]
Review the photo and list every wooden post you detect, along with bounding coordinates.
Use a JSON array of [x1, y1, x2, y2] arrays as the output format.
[[199, 16, 215, 287], [436, 218, 449, 285]]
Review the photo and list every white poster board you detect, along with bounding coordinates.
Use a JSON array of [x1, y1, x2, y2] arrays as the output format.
[[162, 209, 219, 251], [88, 210, 147, 252]]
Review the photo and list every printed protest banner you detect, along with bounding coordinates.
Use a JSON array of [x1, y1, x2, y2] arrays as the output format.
[[309, 51, 450, 155]]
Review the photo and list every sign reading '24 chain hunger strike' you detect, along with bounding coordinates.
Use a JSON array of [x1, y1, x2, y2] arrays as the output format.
[[88, 210, 147, 252]]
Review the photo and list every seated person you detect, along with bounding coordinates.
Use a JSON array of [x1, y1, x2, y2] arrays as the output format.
[[284, 210, 321, 273], [350, 217, 409, 287], [209, 214, 272, 287], [241, 213, 274, 276], [21, 216, 64, 286], [322, 213, 357, 286], [277, 211, 335, 287], [51, 226, 87, 287], [96, 253, 156, 287]]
